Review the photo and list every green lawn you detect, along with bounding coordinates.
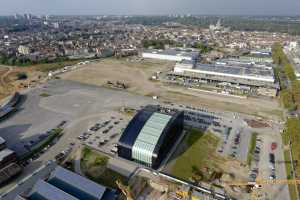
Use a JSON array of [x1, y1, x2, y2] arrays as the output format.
[[40, 93, 51, 97], [171, 128, 225, 182], [280, 117, 300, 200], [282, 117, 300, 175], [247, 132, 258, 165], [284, 150, 298, 200], [81, 147, 127, 188]]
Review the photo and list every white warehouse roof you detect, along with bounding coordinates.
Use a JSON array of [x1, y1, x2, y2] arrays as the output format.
[[142, 48, 199, 61]]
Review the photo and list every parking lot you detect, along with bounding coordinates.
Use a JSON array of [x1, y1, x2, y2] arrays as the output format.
[[218, 126, 252, 163], [78, 113, 130, 155], [254, 132, 289, 200]]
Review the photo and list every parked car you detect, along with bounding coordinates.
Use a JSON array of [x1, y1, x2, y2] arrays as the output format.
[[269, 153, 275, 164], [271, 142, 277, 151]]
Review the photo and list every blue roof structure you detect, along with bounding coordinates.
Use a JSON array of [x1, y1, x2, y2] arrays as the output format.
[[48, 166, 106, 200], [28, 180, 79, 200]]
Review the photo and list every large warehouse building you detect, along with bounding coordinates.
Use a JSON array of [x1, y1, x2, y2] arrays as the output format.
[[171, 59, 278, 97], [142, 48, 200, 61], [15, 166, 117, 200], [118, 106, 184, 169]]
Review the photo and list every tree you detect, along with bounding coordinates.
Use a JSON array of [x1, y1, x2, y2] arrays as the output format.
[[192, 42, 213, 53], [16, 72, 28, 80]]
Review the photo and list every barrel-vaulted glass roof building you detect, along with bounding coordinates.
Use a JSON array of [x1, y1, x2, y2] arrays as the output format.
[[117, 105, 184, 169]]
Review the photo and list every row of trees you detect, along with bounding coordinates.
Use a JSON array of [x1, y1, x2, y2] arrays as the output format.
[[142, 39, 176, 49], [0, 54, 33, 66], [272, 43, 300, 111], [192, 42, 213, 53], [0, 53, 71, 67], [282, 117, 300, 175], [142, 39, 213, 53]]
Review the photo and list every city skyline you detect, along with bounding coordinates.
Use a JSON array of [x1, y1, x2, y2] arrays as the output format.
[[1, 0, 300, 16]]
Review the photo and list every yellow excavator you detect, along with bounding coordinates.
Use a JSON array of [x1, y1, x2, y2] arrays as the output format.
[[228, 178, 300, 200], [116, 180, 134, 200], [176, 190, 189, 199]]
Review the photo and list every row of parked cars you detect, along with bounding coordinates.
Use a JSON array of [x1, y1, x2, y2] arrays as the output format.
[[269, 152, 276, 180], [248, 137, 263, 181], [230, 133, 241, 158], [55, 143, 75, 163]]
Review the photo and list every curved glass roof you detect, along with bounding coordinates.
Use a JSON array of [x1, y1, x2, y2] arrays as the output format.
[[132, 112, 172, 166]]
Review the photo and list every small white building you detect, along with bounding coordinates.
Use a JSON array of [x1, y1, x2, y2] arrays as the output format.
[[18, 45, 30, 55]]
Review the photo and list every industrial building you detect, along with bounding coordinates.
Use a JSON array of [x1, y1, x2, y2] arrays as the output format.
[[0, 92, 21, 119], [0, 149, 17, 169], [0, 137, 22, 185], [28, 180, 79, 200], [142, 48, 199, 61], [170, 59, 278, 97], [0, 137, 6, 151], [15, 166, 117, 200], [118, 105, 184, 169]]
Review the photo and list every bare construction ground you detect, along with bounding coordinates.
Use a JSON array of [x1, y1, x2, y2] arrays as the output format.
[[61, 58, 173, 96], [0, 65, 45, 100], [60, 58, 282, 120]]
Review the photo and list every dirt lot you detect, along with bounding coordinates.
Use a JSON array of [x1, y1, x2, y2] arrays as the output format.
[[61, 58, 174, 96], [0, 57, 283, 120], [244, 119, 270, 128], [60, 58, 283, 120], [0, 65, 45, 100]]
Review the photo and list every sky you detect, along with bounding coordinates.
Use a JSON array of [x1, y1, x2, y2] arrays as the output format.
[[1, 0, 300, 16]]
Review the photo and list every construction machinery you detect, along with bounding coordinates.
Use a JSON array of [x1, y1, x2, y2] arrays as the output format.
[[116, 180, 134, 200], [228, 178, 300, 200], [176, 190, 189, 199]]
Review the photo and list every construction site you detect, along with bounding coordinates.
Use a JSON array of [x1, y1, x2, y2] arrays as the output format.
[[0, 56, 293, 200]]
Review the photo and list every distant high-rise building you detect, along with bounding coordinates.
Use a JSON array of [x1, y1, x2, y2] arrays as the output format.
[[24, 13, 32, 20], [53, 22, 60, 29]]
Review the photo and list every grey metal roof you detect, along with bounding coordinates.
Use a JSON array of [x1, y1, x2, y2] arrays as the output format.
[[0, 137, 5, 145], [29, 180, 79, 200], [48, 166, 106, 200], [217, 58, 272, 68], [0, 149, 14, 162], [132, 112, 172, 166], [194, 63, 274, 79], [144, 48, 199, 57]]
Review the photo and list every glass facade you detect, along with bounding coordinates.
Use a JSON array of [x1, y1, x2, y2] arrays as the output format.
[[131, 113, 172, 167]]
